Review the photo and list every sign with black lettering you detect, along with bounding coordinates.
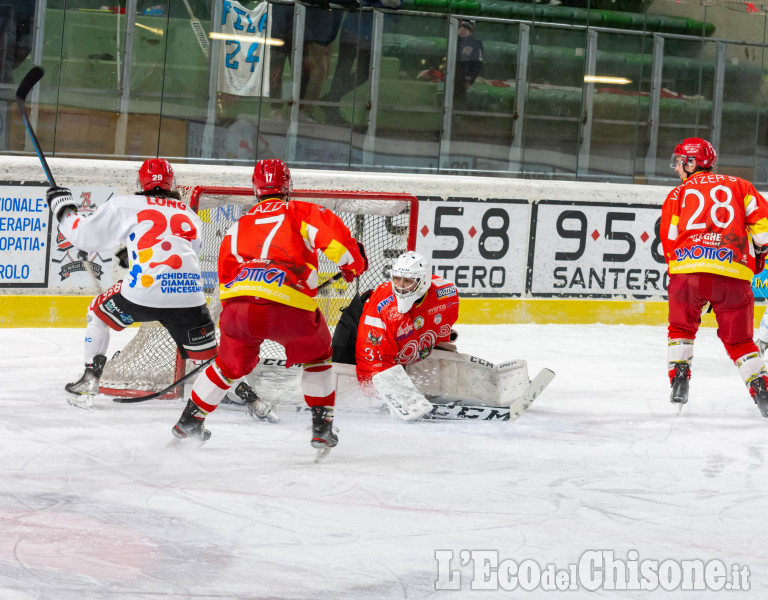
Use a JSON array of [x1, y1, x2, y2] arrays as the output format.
[[416, 198, 529, 295], [528, 201, 667, 298], [0, 186, 51, 287]]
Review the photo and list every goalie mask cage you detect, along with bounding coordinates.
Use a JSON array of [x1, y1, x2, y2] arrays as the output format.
[[98, 186, 419, 399]]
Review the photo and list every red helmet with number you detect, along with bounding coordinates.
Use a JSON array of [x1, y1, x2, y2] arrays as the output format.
[[670, 138, 717, 170], [252, 159, 292, 199], [138, 158, 176, 193]]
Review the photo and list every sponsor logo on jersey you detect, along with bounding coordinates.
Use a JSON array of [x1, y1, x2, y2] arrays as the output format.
[[251, 201, 285, 214], [427, 304, 447, 315], [159, 271, 202, 294], [690, 232, 722, 246], [434, 314, 442, 324], [104, 299, 134, 325], [224, 266, 287, 288], [396, 322, 414, 341], [675, 245, 733, 263], [438, 324, 452, 337], [387, 305, 401, 319], [188, 325, 216, 344], [413, 316, 425, 330], [367, 330, 382, 346], [376, 295, 394, 312], [436, 285, 457, 299]]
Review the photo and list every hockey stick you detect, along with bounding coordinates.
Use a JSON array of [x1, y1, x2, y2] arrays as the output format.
[[15, 66, 55, 187], [112, 357, 215, 403], [182, 0, 209, 58]]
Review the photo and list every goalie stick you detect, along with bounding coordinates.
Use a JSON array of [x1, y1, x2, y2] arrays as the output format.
[[112, 272, 346, 404]]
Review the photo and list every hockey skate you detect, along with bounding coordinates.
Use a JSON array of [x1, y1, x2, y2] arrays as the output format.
[[234, 381, 279, 423], [669, 362, 690, 408], [311, 406, 337, 462], [171, 399, 211, 444], [749, 376, 768, 418], [65, 354, 107, 410]]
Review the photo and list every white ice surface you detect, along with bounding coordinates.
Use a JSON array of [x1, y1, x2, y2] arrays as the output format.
[[1, 324, 767, 599]]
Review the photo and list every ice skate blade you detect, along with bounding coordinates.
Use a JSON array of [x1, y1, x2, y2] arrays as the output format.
[[314, 447, 332, 463], [66, 393, 94, 410]]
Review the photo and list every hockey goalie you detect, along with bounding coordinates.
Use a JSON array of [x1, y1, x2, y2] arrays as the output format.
[[331, 251, 555, 421]]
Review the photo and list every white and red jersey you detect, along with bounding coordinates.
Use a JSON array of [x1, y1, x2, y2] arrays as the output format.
[[58, 194, 205, 308], [661, 171, 768, 281], [356, 275, 460, 385], [218, 197, 365, 311]]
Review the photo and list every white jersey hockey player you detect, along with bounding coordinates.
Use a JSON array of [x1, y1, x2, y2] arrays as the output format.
[[48, 159, 219, 408]]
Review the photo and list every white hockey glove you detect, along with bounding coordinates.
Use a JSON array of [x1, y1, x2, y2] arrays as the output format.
[[46, 186, 78, 222]]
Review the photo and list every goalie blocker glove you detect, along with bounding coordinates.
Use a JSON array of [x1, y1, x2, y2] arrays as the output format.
[[46, 186, 78, 222]]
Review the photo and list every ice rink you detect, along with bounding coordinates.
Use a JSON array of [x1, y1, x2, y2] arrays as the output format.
[[2, 323, 768, 599]]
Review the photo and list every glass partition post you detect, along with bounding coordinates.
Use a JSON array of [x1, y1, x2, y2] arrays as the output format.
[[643, 34, 664, 181], [576, 28, 597, 178], [286, 2, 306, 162], [202, 0, 222, 160], [508, 23, 530, 173], [437, 16, 458, 169], [26, 0, 47, 153], [114, 0, 137, 156], [362, 10, 384, 166], [710, 40, 725, 157]]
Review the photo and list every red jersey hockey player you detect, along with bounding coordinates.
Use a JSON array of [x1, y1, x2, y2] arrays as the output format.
[[356, 251, 459, 396], [660, 137, 768, 415], [171, 159, 367, 452], [47, 159, 219, 409]]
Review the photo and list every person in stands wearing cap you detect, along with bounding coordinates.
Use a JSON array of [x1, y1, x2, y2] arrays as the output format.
[[661, 137, 768, 416], [454, 19, 484, 108]]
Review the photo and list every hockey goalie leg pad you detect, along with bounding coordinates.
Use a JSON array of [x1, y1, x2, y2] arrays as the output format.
[[372, 365, 433, 421], [302, 357, 335, 407], [189, 362, 236, 414]]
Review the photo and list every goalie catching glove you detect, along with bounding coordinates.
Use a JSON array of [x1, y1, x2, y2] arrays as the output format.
[[340, 241, 368, 283], [46, 186, 78, 222]]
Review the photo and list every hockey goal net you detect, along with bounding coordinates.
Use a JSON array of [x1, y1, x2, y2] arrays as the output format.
[[98, 186, 418, 398]]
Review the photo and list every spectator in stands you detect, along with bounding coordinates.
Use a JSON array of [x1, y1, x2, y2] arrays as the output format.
[[323, 0, 402, 124], [454, 19, 484, 108], [269, 4, 343, 122]]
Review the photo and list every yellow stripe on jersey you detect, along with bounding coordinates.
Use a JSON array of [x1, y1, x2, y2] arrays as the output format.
[[670, 215, 680, 226], [669, 259, 755, 281], [219, 281, 318, 311], [323, 239, 349, 264]]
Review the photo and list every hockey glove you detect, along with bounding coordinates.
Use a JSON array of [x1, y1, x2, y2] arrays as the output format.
[[357, 241, 369, 273], [47, 186, 78, 222], [115, 245, 130, 269], [755, 244, 768, 274], [340, 241, 369, 282]]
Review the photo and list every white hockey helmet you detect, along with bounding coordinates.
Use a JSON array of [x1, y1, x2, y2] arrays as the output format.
[[390, 251, 432, 314]]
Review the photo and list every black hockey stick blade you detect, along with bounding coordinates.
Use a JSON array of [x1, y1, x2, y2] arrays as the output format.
[[112, 357, 215, 403], [318, 271, 344, 290], [15, 66, 56, 187], [16, 66, 44, 102]]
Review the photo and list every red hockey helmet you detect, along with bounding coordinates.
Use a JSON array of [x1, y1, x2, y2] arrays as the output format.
[[670, 138, 717, 170], [252, 159, 292, 199], [137, 158, 176, 192]]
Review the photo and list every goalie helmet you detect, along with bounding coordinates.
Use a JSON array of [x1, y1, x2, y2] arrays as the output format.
[[670, 137, 717, 170], [390, 251, 432, 314], [137, 158, 176, 193], [253, 159, 292, 199]]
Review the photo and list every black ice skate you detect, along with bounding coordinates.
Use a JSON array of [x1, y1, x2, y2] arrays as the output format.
[[749, 376, 768, 418], [234, 381, 279, 423], [171, 399, 211, 443], [669, 362, 690, 406], [311, 406, 337, 462], [65, 355, 107, 409]]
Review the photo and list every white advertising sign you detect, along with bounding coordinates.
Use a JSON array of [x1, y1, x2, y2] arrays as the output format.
[[0, 185, 50, 287], [529, 201, 667, 297], [416, 198, 530, 295]]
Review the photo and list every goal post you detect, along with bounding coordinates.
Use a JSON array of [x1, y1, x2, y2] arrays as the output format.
[[98, 186, 419, 398]]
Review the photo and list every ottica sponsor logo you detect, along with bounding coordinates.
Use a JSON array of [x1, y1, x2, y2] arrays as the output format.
[[675, 246, 733, 263], [436, 285, 457, 298], [225, 267, 286, 288], [377, 295, 394, 312]]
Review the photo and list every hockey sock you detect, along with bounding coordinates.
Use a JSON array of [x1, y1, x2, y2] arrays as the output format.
[[736, 352, 768, 386], [84, 312, 110, 363], [189, 362, 236, 414], [302, 356, 335, 407], [667, 338, 694, 382]]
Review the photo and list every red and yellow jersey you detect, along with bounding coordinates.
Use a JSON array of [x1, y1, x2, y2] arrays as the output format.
[[218, 197, 365, 311], [356, 275, 460, 385], [661, 171, 768, 281]]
